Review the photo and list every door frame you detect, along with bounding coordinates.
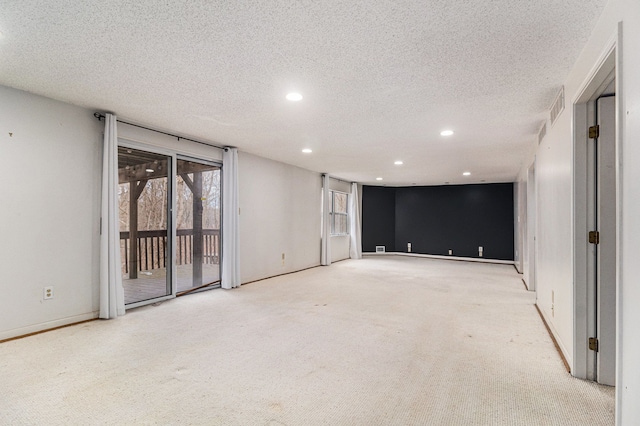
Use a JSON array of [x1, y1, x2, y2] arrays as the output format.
[[571, 30, 621, 381], [118, 139, 178, 308], [525, 162, 536, 292], [595, 94, 617, 385], [175, 154, 223, 294]]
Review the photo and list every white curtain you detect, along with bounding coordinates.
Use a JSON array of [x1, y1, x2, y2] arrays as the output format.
[[99, 114, 125, 319], [222, 147, 241, 289], [349, 183, 362, 259], [321, 174, 332, 266]]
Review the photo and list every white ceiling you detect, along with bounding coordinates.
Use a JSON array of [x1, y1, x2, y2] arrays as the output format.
[[0, 0, 608, 185]]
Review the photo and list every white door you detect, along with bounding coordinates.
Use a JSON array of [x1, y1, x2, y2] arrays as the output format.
[[595, 95, 616, 386]]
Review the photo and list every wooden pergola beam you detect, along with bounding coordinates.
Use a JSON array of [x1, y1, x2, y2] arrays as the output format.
[[119, 160, 215, 183], [192, 171, 204, 286], [180, 174, 194, 193], [119, 161, 167, 183]]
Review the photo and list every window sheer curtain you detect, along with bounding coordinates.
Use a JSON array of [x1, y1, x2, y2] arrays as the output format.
[[321, 174, 332, 266], [99, 113, 125, 319], [222, 147, 241, 289], [349, 182, 362, 259]]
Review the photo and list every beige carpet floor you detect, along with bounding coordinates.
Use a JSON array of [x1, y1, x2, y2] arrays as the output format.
[[0, 256, 614, 425]]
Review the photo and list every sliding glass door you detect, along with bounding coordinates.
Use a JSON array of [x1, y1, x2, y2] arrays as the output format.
[[118, 147, 172, 305], [176, 158, 221, 294], [117, 146, 222, 306]]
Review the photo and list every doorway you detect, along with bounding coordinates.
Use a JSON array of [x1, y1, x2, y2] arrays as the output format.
[[572, 43, 617, 385], [525, 162, 536, 292], [592, 94, 616, 385], [117, 146, 223, 306]]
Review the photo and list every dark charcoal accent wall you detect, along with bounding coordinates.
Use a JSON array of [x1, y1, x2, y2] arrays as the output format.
[[362, 186, 396, 253], [362, 183, 514, 261]]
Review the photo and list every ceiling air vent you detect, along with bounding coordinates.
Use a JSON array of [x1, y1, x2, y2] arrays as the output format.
[[550, 86, 565, 127], [537, 121, 547, 145]]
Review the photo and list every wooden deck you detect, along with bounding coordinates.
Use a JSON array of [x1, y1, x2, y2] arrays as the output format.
[[123, 264, 220, 304]]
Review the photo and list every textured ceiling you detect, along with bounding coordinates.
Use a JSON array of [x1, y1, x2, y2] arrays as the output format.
[[0, 0, 608, 185]]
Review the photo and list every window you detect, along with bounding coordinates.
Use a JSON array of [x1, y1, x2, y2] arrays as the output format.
[[330, 191, 349, 235]]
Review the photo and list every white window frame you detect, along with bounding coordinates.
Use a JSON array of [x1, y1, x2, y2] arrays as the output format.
[[330, 190, 349, 236]]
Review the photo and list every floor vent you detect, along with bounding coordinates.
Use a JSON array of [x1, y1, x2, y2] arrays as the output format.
[[538, 121, 547, 145], [375, 246, 386, 253], [550, 86, 565, 126]]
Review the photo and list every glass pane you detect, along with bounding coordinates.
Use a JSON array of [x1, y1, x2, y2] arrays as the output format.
[[335, 214, 348, 234], [176, 159, 221, 292], [118, 147, 171, 304], [330, 212, 335, 234], [334, 192, 348, 214]]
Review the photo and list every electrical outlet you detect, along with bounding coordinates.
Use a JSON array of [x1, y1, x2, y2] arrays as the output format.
[[448, 249, 452, 255], [478, 246, 483, 257], [407, 242, 412, 253], [43, 286, 54, 300], [282, 253, 285, 265]]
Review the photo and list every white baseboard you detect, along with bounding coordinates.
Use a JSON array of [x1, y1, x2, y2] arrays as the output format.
[[536, 304, 573, 372], [363, 251, 515, 265], [0, 311, 99, 342]]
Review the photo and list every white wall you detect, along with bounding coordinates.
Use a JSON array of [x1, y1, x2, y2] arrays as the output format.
[[617, 1, 640, 421], [513, 177, 526, 274], [521, 173, 530, 284], [0, 86, 103, 340], [535, 106, 573, 362], [327, 177, 351, 194], [520, 0, 640, 422], [238, 152, 322, 283], [331, 235, 350, 262], [0, 87, 323, 340]]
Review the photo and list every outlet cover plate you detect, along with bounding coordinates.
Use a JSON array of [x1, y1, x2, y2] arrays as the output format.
[[43, 286, 54, 300]]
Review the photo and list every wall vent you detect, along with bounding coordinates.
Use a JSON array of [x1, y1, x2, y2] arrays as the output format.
[[375, 246, 386, 253], [537, 121, 547, 145], [550, 86, 565, 127]]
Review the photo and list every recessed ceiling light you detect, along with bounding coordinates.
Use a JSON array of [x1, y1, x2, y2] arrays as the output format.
[[286, 92, 303, 101], [463, 172, 471, 176], [394, 160, 403, 165], [440, 130, 454, 136], [302, 148, 312, 153], [376, 177, 383, 181], [146, 168, 154, 173]]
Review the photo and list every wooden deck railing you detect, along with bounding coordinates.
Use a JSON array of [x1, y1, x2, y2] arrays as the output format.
[[120, 229, 220, 274]]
